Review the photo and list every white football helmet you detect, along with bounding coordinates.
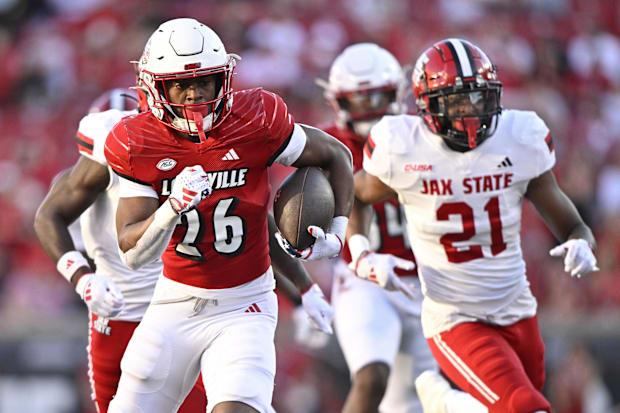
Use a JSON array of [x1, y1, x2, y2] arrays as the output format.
[[138, 18, 238, 142], [319, 43, 406, 138]]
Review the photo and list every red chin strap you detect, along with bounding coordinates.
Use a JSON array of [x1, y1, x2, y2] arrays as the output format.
[[186, 105, 211, 143], [454, 117, 481, 148]]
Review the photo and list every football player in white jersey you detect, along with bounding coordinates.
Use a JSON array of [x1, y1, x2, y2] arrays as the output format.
[[34, 87, 333, 413], [347, 38, 598, 413], [316, 43, 436, 413]]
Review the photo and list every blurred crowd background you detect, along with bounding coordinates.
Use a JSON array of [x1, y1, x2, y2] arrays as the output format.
[[0, 0, 619, 412]]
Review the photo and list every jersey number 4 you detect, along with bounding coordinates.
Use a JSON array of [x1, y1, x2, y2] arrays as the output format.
[[437, 196, 506, 263], [175, 197, 246, 261]]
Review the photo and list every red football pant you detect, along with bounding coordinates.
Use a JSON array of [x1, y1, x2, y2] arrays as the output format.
[[88, 314, 206, 412], [427, 316, 551, 413]]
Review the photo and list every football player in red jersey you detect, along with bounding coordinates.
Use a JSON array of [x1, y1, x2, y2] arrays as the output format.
[[104, 18, 353, 413], [314, 43, 436, 413], [34, 85, 334, 412], [348, 38, 598, 413]]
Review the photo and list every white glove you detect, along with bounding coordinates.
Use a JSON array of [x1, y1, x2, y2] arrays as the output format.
[[275, 216, 348, 261], [299, 284, 334, 334], [169, 165, 212, 214], [75, 273, 125, 317], [292, 307, 331, 349], [350, 252, 416, 299], [549, 239, 599, 278]]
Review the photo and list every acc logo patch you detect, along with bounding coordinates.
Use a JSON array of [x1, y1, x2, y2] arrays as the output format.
[[156, 158, 177, 171]]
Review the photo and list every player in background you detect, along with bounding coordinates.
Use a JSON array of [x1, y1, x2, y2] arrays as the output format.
[[104, 18, 352, 413], [33, 88, 206, 413], [347, 38, 599, 413], [315, 43, 436, 413], [34, 87, 333, 412]]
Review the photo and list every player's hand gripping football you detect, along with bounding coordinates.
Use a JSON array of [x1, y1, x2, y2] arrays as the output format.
[[275, 216, 348, 261], [298, 283, 334, 336], [350, 252, 416, 299], [75, 273, 125, 317], [169, 165, 212, 214], [549, 239, 599, 278]]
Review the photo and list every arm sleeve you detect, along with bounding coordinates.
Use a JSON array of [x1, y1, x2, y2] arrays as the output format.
[[121, 200, 179, 270], [273, 123, 307, 166], [118, 176, 158, 199]]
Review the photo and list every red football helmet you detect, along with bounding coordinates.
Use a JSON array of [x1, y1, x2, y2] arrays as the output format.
[[412, 39, 502, 151], [88, 88, 141, 114]]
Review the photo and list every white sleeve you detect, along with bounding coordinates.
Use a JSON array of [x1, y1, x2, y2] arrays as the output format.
[[362, 119, 392, 185], [118, 176, 158, 198], [121, 200, 179, 270], [274, 123, 307, 166], [77, 110, 128, 165], [518, 112, 556, 178]]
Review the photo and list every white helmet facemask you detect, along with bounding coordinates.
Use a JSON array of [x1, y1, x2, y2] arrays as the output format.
[[137, 18, 238, 143], [168, 85, 225, 137]]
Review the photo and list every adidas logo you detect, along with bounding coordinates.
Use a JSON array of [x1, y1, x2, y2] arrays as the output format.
[[244, 303, 261, 313], [222, 149, 239, 161], [497, 157, 513, 168]]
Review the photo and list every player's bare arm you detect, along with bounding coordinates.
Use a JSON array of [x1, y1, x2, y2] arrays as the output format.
[[292, 124, 354, 218], [34, 156, 124, 317], [115, 196, 159, 252], [274, 124, 355, 261], [347, 169, 396, 237], [347, 169, 415, 298], [268, 212, 312, 294], [34, 157, 109, 284], [526, 169, 598, 278], [525, 169, 596, 248]]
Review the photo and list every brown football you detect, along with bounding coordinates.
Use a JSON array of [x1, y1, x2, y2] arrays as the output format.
[[273, 167, 335, 250]]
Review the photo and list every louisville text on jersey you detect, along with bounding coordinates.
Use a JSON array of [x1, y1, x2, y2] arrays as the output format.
[[161, 168, 249, 196]]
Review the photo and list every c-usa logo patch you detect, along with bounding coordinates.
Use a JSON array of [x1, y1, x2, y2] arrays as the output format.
[[156, 158, 177, 171]]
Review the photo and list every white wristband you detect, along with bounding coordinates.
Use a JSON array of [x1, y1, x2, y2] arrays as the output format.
[[330, 216, 349, 241], [348, 234, 371, 263], [56, 251, 90, 283]]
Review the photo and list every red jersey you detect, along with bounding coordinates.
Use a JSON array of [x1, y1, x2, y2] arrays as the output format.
[[323, 124, 417, 276], [105, 88, 295, 289]]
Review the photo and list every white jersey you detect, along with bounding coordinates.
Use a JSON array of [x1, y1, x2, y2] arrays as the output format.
[[364, 110, 555, 336], [77, 109, 161, 321]]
